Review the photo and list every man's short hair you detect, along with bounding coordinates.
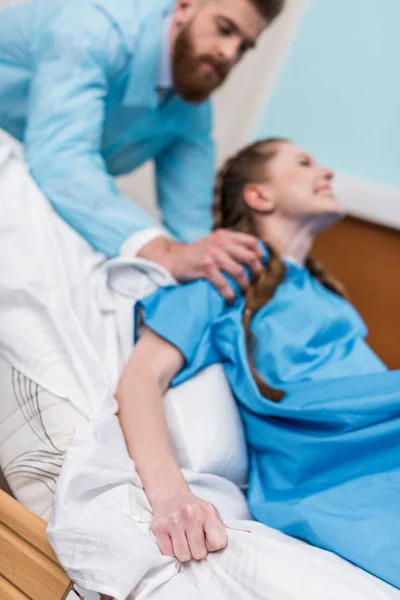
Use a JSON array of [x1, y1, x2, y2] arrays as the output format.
[[249, 0, 285, 22]]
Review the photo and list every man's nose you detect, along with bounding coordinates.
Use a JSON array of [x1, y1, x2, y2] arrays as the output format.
[[216, 38, 241, 64]]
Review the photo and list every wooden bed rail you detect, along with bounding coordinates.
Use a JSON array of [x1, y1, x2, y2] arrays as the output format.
[[0, 490, 73, 600]]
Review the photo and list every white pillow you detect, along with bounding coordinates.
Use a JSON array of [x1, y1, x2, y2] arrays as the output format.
[[163, 363, 248, 487]]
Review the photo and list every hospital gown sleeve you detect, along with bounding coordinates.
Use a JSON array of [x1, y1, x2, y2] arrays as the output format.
[[155, 115, 215, 243], [24, 5, 157, 258], [138, 279, 229, 383]]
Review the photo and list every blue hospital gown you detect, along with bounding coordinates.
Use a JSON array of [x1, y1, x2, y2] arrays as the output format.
[[138, 255, 400, 589]]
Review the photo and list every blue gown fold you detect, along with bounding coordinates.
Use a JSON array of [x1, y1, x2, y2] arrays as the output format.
[[243, 369, 400, 589]]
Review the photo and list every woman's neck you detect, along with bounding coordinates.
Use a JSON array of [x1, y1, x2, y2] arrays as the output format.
[[255, 215, 320, 265]]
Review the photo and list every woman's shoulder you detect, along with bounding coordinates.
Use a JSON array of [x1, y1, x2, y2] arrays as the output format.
[[141, 275, 243, 324], [179, 276, 244, 315]]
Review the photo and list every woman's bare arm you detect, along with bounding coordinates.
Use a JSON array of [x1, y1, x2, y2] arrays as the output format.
[[116, 328, 227, 562]]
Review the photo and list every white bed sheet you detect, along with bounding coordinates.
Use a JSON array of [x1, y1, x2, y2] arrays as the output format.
[[48, 414, 400, 600]]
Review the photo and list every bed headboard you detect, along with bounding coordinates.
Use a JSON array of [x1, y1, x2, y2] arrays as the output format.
[[314, 216, 400, 370]]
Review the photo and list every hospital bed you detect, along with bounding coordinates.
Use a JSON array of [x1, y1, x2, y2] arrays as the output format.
[[1, 130, 400, 599]]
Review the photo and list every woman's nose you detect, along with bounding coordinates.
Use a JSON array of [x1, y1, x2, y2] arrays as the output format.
[[323, 167, 335, 181]]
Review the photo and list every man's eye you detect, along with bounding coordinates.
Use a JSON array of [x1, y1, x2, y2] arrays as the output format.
[[218, 22, 232, 35]]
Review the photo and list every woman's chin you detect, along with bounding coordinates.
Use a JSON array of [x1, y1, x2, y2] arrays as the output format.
[[320, 196, 346, 220], [311, 206, 345, 236], [331, 201, 346, 220]]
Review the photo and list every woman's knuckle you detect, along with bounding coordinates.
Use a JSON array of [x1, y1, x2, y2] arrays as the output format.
[[170, 512, 183, 527], [179, 553, 192, 563], [193, 549, 208, 561], [201, 502, 215, 516], [214, 538, 227, 551], [219, 534, 228, 549], [152, 517, 167, 532], [182, 503, 195, 518]]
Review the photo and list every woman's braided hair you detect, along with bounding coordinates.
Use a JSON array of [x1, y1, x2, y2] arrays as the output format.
[[213, 138, 346, 402]]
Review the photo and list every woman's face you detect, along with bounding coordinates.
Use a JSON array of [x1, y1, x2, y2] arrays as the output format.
[[264, 142, 344, 222]]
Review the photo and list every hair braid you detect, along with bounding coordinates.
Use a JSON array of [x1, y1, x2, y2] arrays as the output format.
[[243, 242, 286, 402], [305, 257, 347, 298], [213, 138, 346, 403], [213, 155, 239, 230]]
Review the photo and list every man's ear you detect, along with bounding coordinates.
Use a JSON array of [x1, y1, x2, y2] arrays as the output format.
[[173, 0, 199, 26], [243, 183, 276, 214]]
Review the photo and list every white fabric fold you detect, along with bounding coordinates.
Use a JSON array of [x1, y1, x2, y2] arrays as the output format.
[[0, 130, 174, 417], [120, 227, 172, 259]]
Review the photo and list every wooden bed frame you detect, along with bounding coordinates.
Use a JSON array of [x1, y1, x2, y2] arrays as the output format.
[[0, 489, 74, 600]]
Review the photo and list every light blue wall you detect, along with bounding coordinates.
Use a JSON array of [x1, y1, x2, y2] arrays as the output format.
[[256, 0, 400, 187]]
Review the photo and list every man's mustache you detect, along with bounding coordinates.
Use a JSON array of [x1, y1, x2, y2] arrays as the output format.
[[199, 55, 231, 79]]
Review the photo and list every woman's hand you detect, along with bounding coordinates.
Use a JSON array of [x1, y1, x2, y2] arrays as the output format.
[[151, 491, 228, 562]]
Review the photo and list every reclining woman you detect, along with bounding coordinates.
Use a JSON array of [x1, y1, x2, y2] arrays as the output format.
[[117, 138, 400, 590]]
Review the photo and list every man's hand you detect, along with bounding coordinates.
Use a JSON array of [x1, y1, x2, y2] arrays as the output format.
[[138, 231, 263, 301], [151, 491, 228, 562]]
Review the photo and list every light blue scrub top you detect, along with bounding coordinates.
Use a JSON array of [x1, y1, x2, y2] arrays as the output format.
[[0, 0, 214, 257]]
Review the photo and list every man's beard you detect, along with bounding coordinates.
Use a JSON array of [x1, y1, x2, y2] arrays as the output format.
[[172, 24, 229, 103]]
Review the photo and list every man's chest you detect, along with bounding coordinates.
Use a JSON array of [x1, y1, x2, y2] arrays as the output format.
[[101, 101, 181, 176]]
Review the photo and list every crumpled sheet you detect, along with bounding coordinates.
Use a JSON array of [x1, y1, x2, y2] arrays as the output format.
[[48, 414, 400, 600], [0, 129, 175, 417]]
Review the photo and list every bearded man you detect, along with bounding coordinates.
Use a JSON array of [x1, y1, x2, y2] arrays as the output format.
[[0, 0, 284, 298]]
